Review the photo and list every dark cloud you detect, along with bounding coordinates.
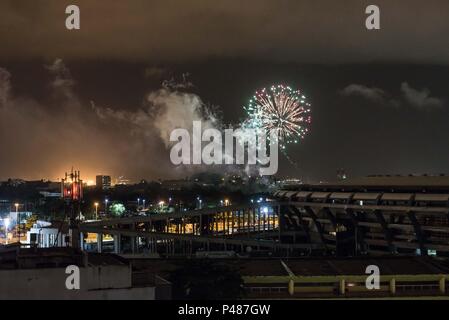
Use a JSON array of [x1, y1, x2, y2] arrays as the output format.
[[0, 68, 11, 106], [340, 84, 387, 103], [144, 66, 169, 80], [1, 0, 449, 64], [341, 82, 443, 110], [400, 82, 444, 110]]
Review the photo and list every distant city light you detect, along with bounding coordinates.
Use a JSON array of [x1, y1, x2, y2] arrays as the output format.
[[262, 206, 269, 214], [85, 180, 95, 186]]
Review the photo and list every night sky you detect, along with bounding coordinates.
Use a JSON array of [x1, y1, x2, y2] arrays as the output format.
[[0, 0, 448, 182]]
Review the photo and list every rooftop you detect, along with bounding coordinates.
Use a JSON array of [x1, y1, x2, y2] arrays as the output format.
[[0, 247, 127, 270], [129, 256, 449, 278]]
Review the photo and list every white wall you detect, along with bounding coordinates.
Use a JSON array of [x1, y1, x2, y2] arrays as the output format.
[[0, 265, 155, 300]]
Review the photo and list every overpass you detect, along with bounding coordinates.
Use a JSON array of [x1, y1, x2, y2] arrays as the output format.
[[79, 177, 449, 257], [79, 202, 319, 256]]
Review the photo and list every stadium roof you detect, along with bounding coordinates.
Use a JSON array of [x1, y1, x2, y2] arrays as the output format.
[[282, 175, 449, 193]]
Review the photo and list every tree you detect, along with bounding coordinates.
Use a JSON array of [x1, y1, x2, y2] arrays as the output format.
[[110, 202, 126, 217]]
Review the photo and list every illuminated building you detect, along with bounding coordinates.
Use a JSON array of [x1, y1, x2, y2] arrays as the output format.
[[26, 220, 69, 248], [115, 176, 130, 186], [96, 175, 112, 190]]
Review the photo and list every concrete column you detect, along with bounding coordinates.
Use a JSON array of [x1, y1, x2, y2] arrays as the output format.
[[97, 233, 103, 253], [59, 233, 64, 247], [131, 236, 136, 254], [80, 232, 84, 251], [288, 279, 295, 296], [247, 210, 250, 237], [113, 234, 121, 254], [277, 206, 281, 240], [390, 278, 396, 295], [339, 279, 346, 295], [130, 223, 136, 254], [440, 277, 446, 294], [223, 213, 226, 234]]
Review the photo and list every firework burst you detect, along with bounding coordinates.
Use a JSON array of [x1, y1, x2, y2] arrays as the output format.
[[244, 84, 312, 148]]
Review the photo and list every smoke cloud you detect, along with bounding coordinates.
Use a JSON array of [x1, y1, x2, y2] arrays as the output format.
[[0, 59, 222, 181], [341, 82, 444, 110]]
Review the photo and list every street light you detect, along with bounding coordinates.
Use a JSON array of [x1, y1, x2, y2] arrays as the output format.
[[142, 199, 146, 209], [105, 198, 109, 215], [15, 203, 19, 242], [94, 202, 99, 220], [4, 218, 10, 244], [137, 198, 140, 208]]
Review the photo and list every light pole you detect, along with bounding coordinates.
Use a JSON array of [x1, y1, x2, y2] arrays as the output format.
[[94, 202, 99, 220], [137, 198, 140, 209], [105, 199, 109, 215], [4, 217, 10, 244], [142, 199, 146, 210], [15, 203, 19, 242]]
